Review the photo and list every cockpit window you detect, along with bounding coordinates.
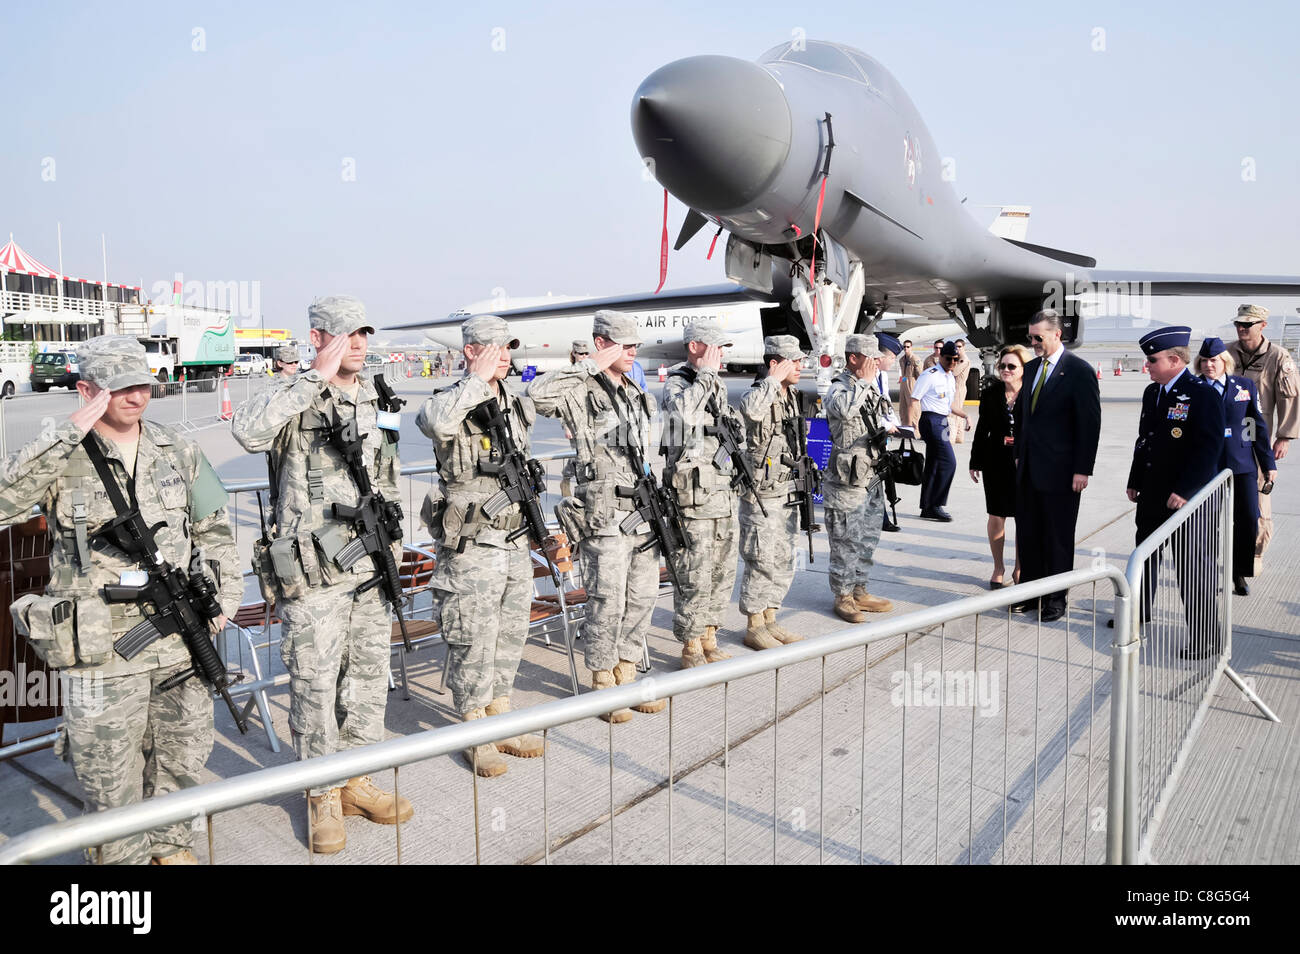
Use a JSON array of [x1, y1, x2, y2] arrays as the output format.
[[759, 41, 867, 84]]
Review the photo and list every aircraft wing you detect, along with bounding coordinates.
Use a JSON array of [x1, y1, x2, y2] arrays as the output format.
[[385, 283, 778, 330], [1086, 271, 1300, 296]]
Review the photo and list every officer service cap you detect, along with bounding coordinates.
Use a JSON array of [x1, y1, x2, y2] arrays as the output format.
[[876, 333, 903, 356], [571, 339, 591, 355], [1236, 304, 1269, 323], [77, 335, 157, 391], [461, 314, 520, 349], [1138, 326, 1192, 357], [683, 317, 734, 347], [593, 310, 642, 345], [845, 334, 883, 358], [940, 341, 960, 357], [308, 295, 375, 336], [1199, 337, 1227, 359], [275, 345, 299, 363], [763, 335, 804, 361]]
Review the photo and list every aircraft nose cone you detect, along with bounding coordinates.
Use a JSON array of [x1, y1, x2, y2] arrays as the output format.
[[632, 55, 791, 214]]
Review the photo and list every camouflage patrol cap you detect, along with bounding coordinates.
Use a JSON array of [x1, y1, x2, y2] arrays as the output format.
[[763, 335, 804, 361], [76, 335, 156, 390], [1236, 304, 1269, 323], [275, 345, 298, 363], [593, 310, 642, 345], [571, 339, 591, 355], [461, 314, 520, 349], [684, 317, 734, 347], [845, 334, 883, 358], [308, 295, 375, 336]]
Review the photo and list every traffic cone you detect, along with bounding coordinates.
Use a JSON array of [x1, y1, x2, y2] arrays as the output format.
[[220, 381, 233, 420], [1142, 360, 1149, 373], [658, 364, 667, 383], [1114, 362, 1122, 376], [1096, 362, 1102, 380]]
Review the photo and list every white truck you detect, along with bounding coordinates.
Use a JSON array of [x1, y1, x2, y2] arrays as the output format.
[[117, 304, 236, 392]]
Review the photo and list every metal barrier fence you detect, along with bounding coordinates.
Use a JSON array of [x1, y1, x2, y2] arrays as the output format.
[[1115, 469, 1279, 864], [0, 567, 1137, 865], [0, 373, 273, 456]]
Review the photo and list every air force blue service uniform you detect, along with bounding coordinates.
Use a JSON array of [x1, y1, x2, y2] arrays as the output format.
[[1013, 344, 1102, 617], [1127, 327, 1226, 657], [912, 342, 959, 520], [1197, 337, 1275, 595]]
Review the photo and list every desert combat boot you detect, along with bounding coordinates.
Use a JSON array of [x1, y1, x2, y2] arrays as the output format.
[[852, 585, 893, 613], [308, 788, 346, 854], [744, 612, 783, 650], [763, 608, 803, 643], [462, 707, 509, 777], [614, 660, 666, 712], [341, 775, 415, 824], [485, 696, 545, 758]]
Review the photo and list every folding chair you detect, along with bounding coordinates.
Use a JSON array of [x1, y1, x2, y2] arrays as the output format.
[[222, 590, 285, 752], [390, 545, 442, 700]]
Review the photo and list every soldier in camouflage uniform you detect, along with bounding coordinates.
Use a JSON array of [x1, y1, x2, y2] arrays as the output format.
[[274, 344, 300, 380], [231, 295, 412, 854], [527, 310, 666, 722], [416, 315, 541, 778], [1, 336, 241, 865], [824, 335, 895, 623], [660, 318, 741, 668], [737, 335, 808, 650]]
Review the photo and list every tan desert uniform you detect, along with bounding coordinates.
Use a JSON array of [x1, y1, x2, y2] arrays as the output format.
[[1226, 323, 1300, 566], [949, 351, 971, 444], [897, 350, 921, 428]]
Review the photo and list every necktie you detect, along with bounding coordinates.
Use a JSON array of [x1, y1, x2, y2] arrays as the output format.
[[1030, 360, 1048, 412]]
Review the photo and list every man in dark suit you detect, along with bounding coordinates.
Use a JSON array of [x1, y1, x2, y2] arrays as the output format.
[[1194, 336, 1276, 596], [1012, 309, 1102, 621], [1128, 326, 1227, 658]]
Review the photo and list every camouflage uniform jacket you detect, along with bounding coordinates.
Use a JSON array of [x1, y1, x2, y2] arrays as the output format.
[[738, 377, 802, 501], [823, 369, 889, 509], [659, 362, 741, 518], [0, 419, 242, 675], [231, 370, 401, 579], [415, 375, 535, 551], [526, 361, 656, 536]]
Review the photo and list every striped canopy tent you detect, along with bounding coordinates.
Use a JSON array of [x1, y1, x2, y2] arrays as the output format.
[[0, 236, 59, 281]]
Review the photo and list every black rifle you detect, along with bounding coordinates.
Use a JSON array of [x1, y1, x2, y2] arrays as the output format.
[[81, 438, 247, 734], [862, 399, 902, 518], [780, 390, 822, 564], [703, 392, 768, 517], [327, 408, 412, 652], [592, 373, 687, 584], [469, 396, 561, 586]]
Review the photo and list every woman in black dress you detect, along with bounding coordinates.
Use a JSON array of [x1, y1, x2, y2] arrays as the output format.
[[970, 344, 1031, 587]]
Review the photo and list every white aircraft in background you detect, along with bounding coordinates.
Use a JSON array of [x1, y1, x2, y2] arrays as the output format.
[[406, 206, 1035, 377]]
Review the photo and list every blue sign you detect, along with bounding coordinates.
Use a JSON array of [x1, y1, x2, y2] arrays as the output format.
[[806, 417, 832, 504], [521, 365, 537, 383]]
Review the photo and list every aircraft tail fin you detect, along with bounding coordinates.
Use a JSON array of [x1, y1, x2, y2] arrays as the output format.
[[987, 205, 1031, 241]]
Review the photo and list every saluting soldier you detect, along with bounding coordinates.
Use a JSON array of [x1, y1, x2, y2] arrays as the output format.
[[1224, 304, 1299, 573], [416, 316, 542, 778], [1, 336, 242, 864], [526, 310, 666, 721], [1194, 337, 1275, 596], [231, 295, 412, 855], [660, 318, 741, 668], [824, 335, 895, 623], [737, 335, 808, 650], [1126, 327, 1226, 658]]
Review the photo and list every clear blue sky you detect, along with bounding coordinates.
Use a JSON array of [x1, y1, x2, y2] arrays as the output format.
[[4, 0, 1298, 338]]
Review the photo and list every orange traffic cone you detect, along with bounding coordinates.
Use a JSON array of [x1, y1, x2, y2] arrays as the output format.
[[1142, 360, 1149, 373], [1096, 362, 1102, 380], [220, 381, 233, 420], [658, 364, 668, 383], [1113, 362, 1122, 376]]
